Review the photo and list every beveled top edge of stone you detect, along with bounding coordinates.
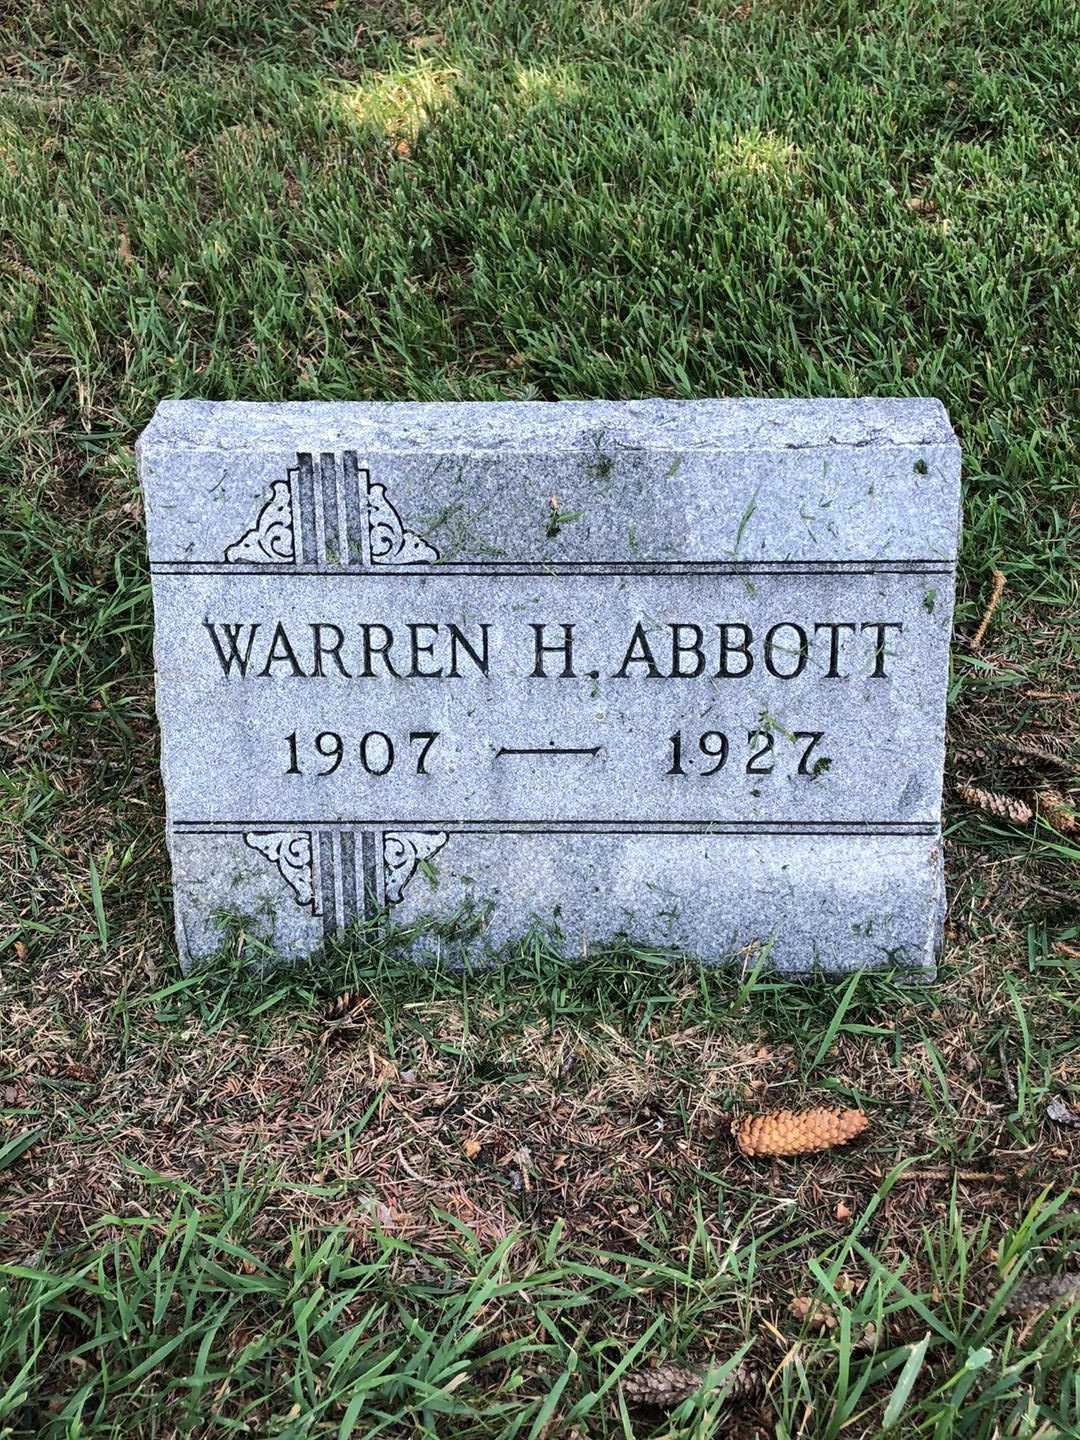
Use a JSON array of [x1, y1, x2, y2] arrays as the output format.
[[139, 396, 958, 454]]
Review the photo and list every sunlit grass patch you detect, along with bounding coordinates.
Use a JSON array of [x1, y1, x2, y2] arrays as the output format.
[[332, 62, 461, 147], [513, 62, 585, 106], [710, 128, 805, 181]]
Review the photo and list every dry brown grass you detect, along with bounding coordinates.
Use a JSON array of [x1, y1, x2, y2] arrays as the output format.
[[4, 917, 1077, 1304]]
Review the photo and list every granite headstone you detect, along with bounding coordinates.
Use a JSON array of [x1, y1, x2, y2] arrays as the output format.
[[138, 399, 960, 972]]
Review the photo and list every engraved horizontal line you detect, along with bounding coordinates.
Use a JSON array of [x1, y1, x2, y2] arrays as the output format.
[[150, 559, 955, 577], [494, 745, 602, 759], [173, 819, 938, 836]]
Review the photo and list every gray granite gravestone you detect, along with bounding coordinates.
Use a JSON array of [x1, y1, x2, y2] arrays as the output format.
[[138, 399, 960, 972]]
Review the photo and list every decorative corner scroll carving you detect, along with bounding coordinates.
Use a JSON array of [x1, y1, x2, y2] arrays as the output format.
[[224, 460, 438, 568], [243, 830, 318, 911], [225, 479, 296, 564], [383, 831, 449, 904], [368, 482, 440, 565]]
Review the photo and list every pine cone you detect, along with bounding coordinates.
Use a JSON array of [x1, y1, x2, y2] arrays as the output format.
[[952, 744, 994, 770], [623, 1363, 702, 1407], [1014, 733, 1076, 770], [1038, 789, 1078, 835], [714, 1361, 761, 1402], [956, 783, 1033, 825], [622, 1359, 761, 1408], [788, 1296, 837, 1331], [734, 1107, 868, 1158], [717, 1422, 770, 1440], [1003, 1273, 1080, 1317]]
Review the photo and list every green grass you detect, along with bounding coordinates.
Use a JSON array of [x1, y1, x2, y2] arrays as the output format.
[[2, 943, 1079, 1437], [1, 0, 1078, 1435]]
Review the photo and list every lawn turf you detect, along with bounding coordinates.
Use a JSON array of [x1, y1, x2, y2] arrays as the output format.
[[1, 0, 1079, 1435]]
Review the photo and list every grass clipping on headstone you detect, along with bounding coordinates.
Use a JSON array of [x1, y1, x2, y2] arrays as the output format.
[[733, 1106, 868, 1158]]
